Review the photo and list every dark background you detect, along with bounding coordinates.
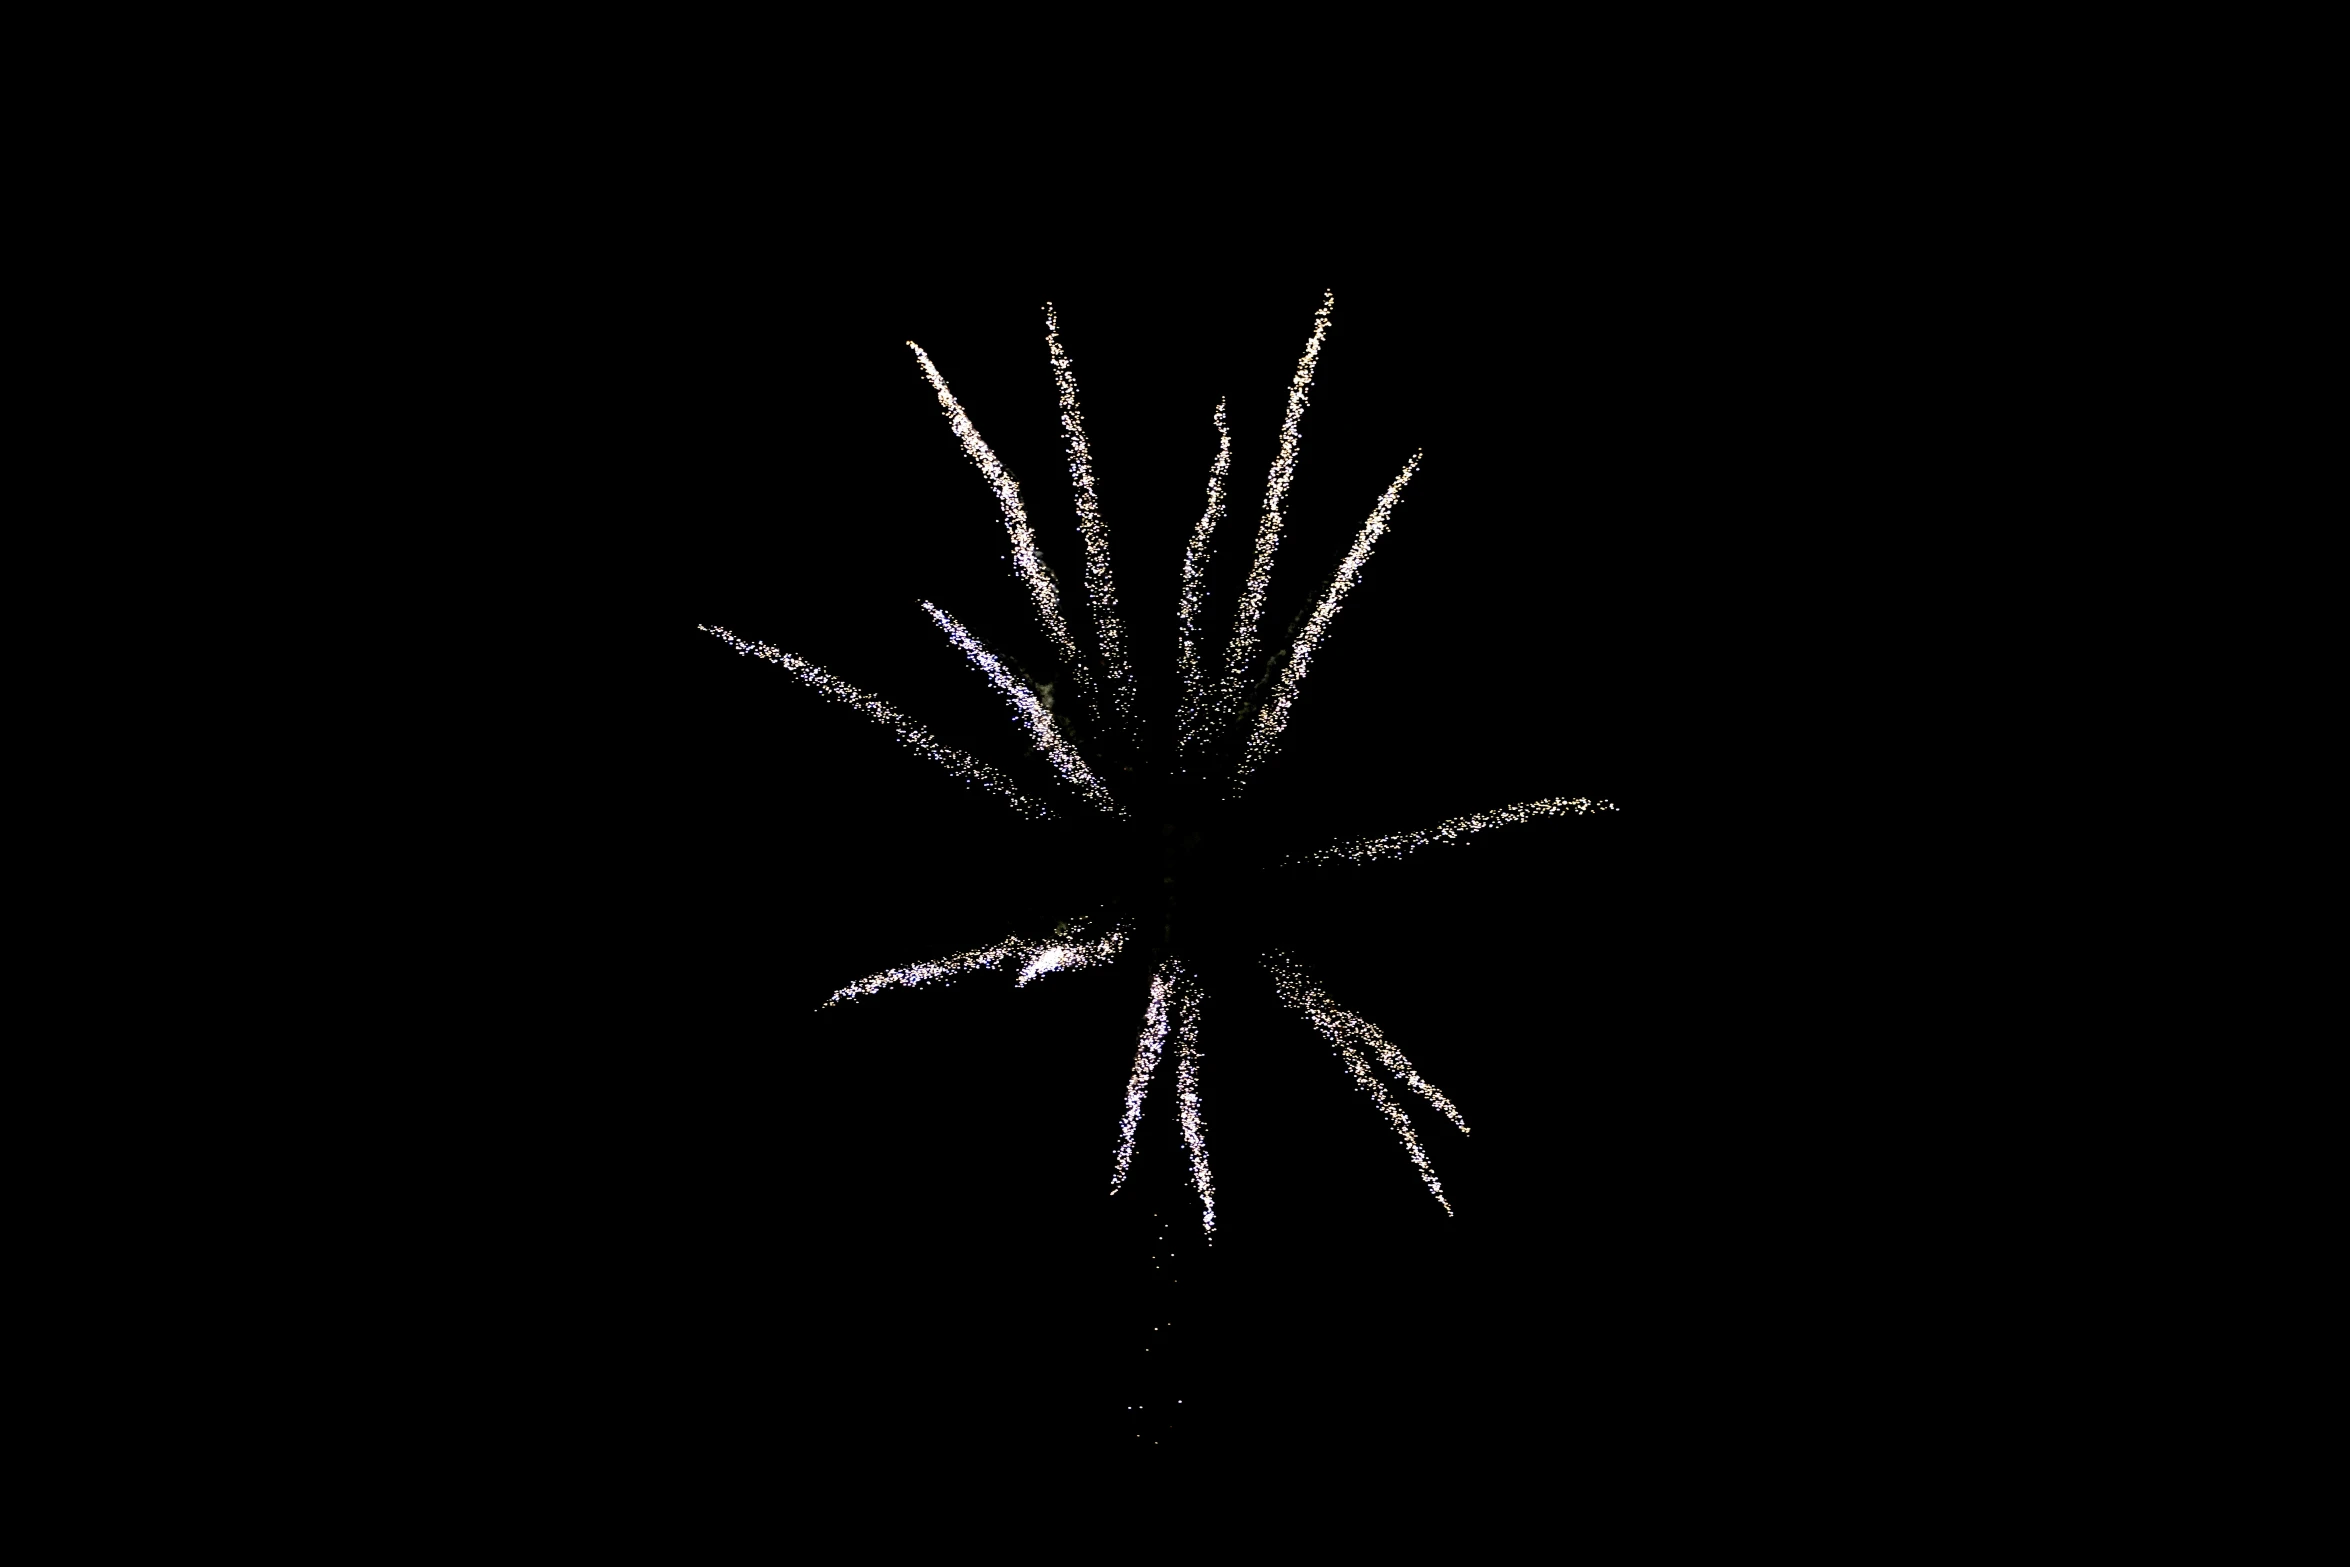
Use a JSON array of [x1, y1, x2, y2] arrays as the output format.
[[530, 269, 1879, 1493]]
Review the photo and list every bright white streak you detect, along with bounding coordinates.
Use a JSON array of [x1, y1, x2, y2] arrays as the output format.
[[1265, 953, 1456, 1215], [1282, 797, 1620, 867], [1223, 289, 1334, 698], [906, 341, 1089, 692], [823, 918, 1127, 1009], [1171, 967, 1214, 1236], [1177, 399, 1232, 756], [699, 623, 1052, 820], [1015, 921, 1129, 987], [1110, 959, 1174, 1194], [1044, 304, 1131, 732], [1233, 452, 1421, 788], [1264, 952, 1468, 1135], [921, 601, 1125, 817], [822, 932, 1031, 1009]]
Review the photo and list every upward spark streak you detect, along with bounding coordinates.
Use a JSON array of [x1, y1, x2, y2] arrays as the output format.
[[1177, 399, 1232, 756], [1235, 453, 1421, 787], [1045, 305, 1131, 732], [906, 341, 1090, 693], [1283, 797, 1620, 867], [699, 624, 1051, 820], [922, 601, 1125, 817], [1223, 289, 1334, 702]]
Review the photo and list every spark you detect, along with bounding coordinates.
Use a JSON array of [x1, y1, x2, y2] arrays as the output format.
[[1171, 966, 1214, 1236], [921, 601, 1125, 817], [1111, 960, 1175, 1195], [1177, 398, 1232, 757], [1263, 951, 1467, 1135], [1235, 452, 1420, 788], [1265, 952, 1459, 1213], [1281, 796, 1620, 868], [821, 932, 1034, 1009], [1045, 304, 1132, 733], [1223, 288, 1334, 703], [906, 340, 1090, 693], [824, 917, 1128, 1008], [698, 623, 1052, 820], [1016, 922, 1130, 986]]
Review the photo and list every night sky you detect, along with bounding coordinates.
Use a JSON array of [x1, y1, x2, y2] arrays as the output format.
[[594, 273, 1815, 1489]]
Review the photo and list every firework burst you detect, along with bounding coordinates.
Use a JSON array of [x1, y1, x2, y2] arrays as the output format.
[[704, 293, 1617, 1233]]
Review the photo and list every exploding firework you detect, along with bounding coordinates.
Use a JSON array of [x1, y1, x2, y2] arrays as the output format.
[[702, 291, 1617, 1233]]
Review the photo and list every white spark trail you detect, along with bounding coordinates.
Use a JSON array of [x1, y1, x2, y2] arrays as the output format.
[[1045, 304, 1132, 732], [1015, 921, 1130, 986], [1111, 959, 1175, 1194], [1171, 967, 1214, 1236], [1233, 452, 1421, 789], [822, 918, 1128, 1009], [699, 624, 1052, 820], [906, 341, 1090, 692], [1281, 797, 1620, 867], [1177, 398, 1232, 756], [1264, 952, 1468, 1135], [1223, 289, 1334, 698], [1266, 953, 1457, 1214], [821, 933, 1032, 1009], [921, 601, 1125, 817]]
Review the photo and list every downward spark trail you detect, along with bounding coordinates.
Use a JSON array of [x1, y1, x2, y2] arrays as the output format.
[[1265, 952, 1461, 1213]]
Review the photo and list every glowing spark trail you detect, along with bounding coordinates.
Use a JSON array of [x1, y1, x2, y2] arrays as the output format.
[[1171, 968, 1214, 1236], [1223, 289, 1334, 700], [1177, 398, 1232, 756], [824, 918, 1128, 1008], [1045, 304, 1132, 732], [1282, 796, 1619, 867], [822, 932, 1033, 1009], [699, 624, 1052, 820], [1110, 960, 1175, 1194], [1015, 921, 1130, 986], [921, 601, 1125, 817], [906, 341, 1089, 692], [1263, 952, 1467, 1135], [1266, 953, 1457, 1213], [1234, 452, 1421, 788]]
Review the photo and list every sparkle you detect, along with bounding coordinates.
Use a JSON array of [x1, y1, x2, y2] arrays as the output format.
[[1176, 398, 1232, 758], [1266, 951, 1461, 1213], [1235, 451, 1421, 789], [907, 339, 1090, 695], [922, 600, 1125, 817], [698, 623, 1051, 820], [1046, 303, 1132, 735], [1223, 288, 1333, 711], [1282, 796, 1619, 867]]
